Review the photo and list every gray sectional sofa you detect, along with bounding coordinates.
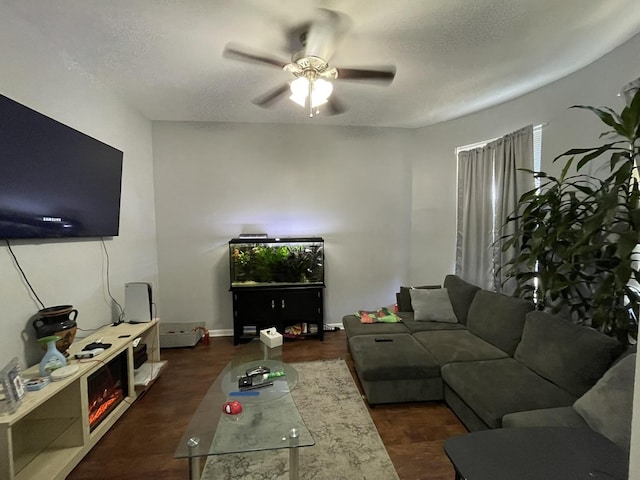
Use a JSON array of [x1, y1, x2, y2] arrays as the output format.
[[343, 274, 635, 462]]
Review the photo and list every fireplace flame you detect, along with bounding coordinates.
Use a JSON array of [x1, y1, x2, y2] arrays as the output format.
[[89, 386, 124, 429]]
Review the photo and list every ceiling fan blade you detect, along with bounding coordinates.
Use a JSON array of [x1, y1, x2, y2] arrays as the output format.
[[325, 96, 346, 116], [223, 43, 289, 69], [251, 84, 290, 108], [304, 8, 350, 62], [336, 67, 396, 85]]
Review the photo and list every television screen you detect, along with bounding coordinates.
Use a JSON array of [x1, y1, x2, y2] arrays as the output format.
[[0, 94, 123, 239]]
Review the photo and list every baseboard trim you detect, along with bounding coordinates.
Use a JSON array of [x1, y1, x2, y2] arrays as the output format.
[[209, 328, 233, 337]]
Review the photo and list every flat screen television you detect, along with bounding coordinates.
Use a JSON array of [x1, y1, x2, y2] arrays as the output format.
[[0, 94, 123, 239]]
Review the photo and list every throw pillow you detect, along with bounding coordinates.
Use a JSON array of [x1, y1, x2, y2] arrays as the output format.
[[573, 353, 635, 451], [409, 288, 458, 323], [397, 285, 441, 312]]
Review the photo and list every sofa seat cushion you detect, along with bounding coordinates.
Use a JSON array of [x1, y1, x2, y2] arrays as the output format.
[[514, 311, 623, 397], [502, 406, 588, 428], [349, 312, 465, 334], [348, 333, 440, 382], [403, 315, 466, 334], [413, 330, 509, 365], [466, 291, 533, 356], [342, 314, 409, 337], [442, 358, 577, 428]]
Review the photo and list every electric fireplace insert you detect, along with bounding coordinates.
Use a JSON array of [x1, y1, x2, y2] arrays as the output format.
[[87, 351, 128, 431]]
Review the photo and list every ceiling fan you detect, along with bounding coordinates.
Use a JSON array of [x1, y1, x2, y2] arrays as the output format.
[[222, 8, 396, 117]]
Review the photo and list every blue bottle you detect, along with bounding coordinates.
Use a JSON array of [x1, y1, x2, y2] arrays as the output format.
[[38, 335, 67, 376]]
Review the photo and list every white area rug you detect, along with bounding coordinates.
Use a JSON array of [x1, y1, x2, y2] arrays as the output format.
[[200, 359, 399, 480]]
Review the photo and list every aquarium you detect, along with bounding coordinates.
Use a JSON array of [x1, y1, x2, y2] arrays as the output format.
[[229, 237, 324, 287]]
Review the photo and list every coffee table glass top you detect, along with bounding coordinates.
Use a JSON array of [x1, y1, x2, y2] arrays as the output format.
[[174, 340, 314, 459]]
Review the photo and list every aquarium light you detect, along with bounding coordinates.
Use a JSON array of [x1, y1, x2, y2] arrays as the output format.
[[238, 233, 268, 239]]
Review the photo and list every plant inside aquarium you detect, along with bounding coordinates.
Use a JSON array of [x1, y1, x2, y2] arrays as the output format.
[[231, 244, 323, 285]]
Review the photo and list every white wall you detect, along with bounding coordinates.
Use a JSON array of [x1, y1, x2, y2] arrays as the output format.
[[151, 122, 413, 331], [0, 10, 158, 368], [409, 32, 640, 285], [151, 32, 640, 336]]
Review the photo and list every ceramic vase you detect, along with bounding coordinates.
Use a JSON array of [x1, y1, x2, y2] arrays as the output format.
[[38, 335, 67, 376], [33, 305, 78, 357]]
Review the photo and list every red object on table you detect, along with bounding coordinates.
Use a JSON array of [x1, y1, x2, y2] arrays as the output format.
[[222, 400, 243, 415]]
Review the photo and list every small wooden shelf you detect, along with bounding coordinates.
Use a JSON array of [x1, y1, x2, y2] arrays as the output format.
[[0, 319, 162, 480]]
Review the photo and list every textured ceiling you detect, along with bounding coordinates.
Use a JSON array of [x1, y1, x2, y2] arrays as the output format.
[[3, 0, 640, 128]]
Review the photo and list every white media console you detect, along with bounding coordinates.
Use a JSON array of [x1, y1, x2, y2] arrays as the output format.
[[0, 319, 163, 480]]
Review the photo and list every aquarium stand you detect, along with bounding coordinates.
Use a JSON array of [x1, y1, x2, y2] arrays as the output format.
[[231, 286, 324, 345]]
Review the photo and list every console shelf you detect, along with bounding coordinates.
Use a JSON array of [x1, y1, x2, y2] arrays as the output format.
[[0, 319, 162, 480]]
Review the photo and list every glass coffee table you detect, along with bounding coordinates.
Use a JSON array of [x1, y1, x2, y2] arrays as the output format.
[[175, 340, 314, 480]]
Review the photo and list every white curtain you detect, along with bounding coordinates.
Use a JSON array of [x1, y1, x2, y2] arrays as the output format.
[[456, 125, 534, 293], [456, 145, 495, 290]]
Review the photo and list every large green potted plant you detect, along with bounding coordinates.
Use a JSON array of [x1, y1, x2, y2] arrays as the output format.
[[501, 88, 640, 344]]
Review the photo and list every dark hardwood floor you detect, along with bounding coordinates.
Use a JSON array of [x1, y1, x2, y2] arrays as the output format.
[[67, 330, 467, 480]]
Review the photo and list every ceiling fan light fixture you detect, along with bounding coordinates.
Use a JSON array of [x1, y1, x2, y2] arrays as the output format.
[[289, 77, 333, 109], [313, 78, 333, 106], [222, 8, 396, 117], [289, 77, 309, 107]]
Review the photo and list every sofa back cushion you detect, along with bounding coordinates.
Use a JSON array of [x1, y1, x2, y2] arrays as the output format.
[[466, 290, 533, 355], [514, 311, 623, 397], [443, 275, 481, 325], [573, 353, 635, 451]]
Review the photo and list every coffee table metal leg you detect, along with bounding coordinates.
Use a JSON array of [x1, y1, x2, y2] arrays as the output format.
[[187, 436, 200, 480], [289, 428, 300, 480]]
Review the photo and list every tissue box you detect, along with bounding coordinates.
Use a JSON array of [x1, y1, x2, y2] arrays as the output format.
[[260, 328, 283, 348]]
